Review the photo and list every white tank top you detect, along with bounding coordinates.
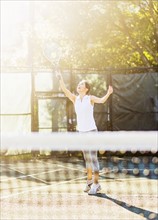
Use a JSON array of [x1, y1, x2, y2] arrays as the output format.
[[74, 95, 97, 132]]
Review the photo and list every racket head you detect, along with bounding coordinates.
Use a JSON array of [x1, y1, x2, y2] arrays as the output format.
[[43, 42, 62, 67]]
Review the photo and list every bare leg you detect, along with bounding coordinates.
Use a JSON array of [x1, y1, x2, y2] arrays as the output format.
[[93, 171, 99, 184], [83, 151, 93, 181], [87, 168, 93, 180], [83, 151, 99, 183]]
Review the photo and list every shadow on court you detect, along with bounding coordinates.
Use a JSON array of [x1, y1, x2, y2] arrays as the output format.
[[94, 193, 158, 220]]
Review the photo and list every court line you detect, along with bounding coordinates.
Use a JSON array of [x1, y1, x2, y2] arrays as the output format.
[[38, 159, 156, 174], [32, 192, 85, 196], [36, 159, 148, 180], [37, 159, 86, 173], [31, 192, 158, 197], [0, 168, 64, 182], [33, 159, 149, 183], [0, 164, 57, 185], [1, 170, 156, 200], [1, 160, 154, 184], [1, 159, 93, 193], [1, 174, 87, 200], [1, 160, 155, 199], [110, 178, 156, 181]]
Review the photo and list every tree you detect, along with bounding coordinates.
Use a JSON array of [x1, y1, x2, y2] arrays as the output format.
[[2, 0, 158, 69]]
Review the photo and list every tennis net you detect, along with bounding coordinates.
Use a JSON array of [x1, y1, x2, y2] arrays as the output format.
[[0, 131, 158, 220]]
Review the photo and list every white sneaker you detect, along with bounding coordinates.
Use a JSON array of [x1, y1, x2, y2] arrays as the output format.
[[84, 180, 93, 192], [88, 183, 101, 195]]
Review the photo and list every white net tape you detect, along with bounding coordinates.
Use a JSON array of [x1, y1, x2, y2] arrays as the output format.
[[1, 131, 157, 152]]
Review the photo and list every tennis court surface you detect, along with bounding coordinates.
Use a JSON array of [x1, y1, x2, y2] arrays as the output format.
[[1, 154, 158, 220]]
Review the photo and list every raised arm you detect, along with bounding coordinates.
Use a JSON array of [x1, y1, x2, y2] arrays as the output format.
[[91, 85, 113, 104], [56, 71, 76, 104]]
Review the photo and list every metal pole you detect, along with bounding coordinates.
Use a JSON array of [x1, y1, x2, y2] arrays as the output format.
[[107, 70, 113, 131], [29, 1, 38, 132]]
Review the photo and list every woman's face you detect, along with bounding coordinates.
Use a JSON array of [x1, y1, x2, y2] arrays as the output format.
[[77, 81, 88, 94]]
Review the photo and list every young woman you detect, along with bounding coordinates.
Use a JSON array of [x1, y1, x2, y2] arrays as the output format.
[[56, 72, 113, 195]]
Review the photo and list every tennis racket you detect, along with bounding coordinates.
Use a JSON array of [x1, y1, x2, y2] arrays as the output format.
[[43, 41, 62, 71]]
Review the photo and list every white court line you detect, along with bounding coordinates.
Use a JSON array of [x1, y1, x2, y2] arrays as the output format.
[[1, 170, 156, 200], [1, 174, 87, 200], [0, 163, 46, 168], [0, 168, 64, 182], [1, 159, 86, 188], [0, 164, 52, 185], [36, 160, 143, 183], [1, 160, 154, 200], [37, 159, 86, 173], [99, 177, 153, 181], [111, 178, 155, 181], [38, 159, 145, 179], [32, 192, 85, 196], [1, 159, 153, 183], [30, 192, 158, 197]]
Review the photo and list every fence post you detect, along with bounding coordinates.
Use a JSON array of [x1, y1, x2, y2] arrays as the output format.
[[107, 70, 113, 131]]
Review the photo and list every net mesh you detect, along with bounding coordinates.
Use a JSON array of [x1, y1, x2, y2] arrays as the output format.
[[0, 131, 158, 220]]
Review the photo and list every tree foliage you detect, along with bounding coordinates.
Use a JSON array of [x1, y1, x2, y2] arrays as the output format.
[[2, 0, 158, 69]]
